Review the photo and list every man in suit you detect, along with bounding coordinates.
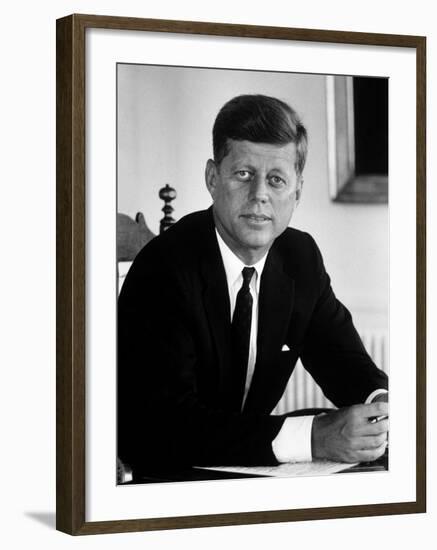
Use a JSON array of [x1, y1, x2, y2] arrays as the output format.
[[118, 94, 388, 473]]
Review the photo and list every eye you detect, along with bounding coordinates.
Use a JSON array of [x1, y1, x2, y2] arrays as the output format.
[[235, 170, 252, 181], [269, 175, 287, 188]]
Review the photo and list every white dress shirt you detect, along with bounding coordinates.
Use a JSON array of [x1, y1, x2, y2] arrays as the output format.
[[215, 229, 313, 462]]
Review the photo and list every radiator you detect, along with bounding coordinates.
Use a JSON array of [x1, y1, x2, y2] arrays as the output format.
[[272, 329, 388, 414]]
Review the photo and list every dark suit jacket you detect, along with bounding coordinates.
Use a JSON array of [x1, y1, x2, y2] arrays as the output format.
[[118, 208, 388, 470]]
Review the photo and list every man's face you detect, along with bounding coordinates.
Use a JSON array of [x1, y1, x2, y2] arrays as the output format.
[[205, 139, 303, 264]]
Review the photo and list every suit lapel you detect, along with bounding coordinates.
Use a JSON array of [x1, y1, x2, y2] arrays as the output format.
[[199, 212, 233, 397], [244, 247, 295, 411]]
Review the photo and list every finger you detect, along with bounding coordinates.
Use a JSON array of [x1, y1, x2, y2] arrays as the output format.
[[363, 401, 389, 418], [349, 402, 388, 424], [372, 393, 388, 404], [355, 419, 389, 436], [351, 433, 388, 451], [354, 442, 388, 462]]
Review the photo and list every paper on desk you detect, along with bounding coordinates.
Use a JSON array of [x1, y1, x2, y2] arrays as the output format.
[[197, 459, 358, 478]]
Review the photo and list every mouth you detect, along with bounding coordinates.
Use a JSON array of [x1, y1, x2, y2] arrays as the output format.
[[241, 214, 272, 223]]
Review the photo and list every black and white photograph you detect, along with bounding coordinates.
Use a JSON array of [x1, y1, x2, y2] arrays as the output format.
[[116, 64, 390, 485]]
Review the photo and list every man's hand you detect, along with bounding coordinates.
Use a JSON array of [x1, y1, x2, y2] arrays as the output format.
[[311, 402, 388, 463]]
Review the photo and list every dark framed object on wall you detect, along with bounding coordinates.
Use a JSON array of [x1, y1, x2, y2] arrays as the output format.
[[56, 13, 426, 535], [327, 75, 389, 203]]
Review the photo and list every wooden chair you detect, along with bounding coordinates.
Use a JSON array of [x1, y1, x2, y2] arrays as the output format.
[[117, 211, 155, 262]]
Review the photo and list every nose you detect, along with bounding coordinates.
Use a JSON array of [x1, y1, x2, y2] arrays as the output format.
[[249, 174, 269, 203]]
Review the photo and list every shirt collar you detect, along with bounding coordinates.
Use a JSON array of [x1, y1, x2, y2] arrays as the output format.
[[215, 228, 268, 292]]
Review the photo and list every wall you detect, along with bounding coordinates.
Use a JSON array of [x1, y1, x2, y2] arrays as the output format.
[[118, 64, 388, 329], [1, 1, 435, 549]]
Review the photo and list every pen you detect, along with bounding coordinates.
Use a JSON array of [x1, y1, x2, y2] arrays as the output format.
[[369, 414, 389, 424]]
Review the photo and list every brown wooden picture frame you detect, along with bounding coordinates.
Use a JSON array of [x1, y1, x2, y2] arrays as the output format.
[[56, 13, 426, 535]]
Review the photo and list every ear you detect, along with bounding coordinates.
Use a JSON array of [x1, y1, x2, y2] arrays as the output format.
[[295, 176, 304, 205], [205, 158, 219, 199]]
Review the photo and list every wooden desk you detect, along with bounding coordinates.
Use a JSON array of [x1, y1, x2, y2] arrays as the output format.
[[126, 449, 388, 484], [340, 448, 388, 473]]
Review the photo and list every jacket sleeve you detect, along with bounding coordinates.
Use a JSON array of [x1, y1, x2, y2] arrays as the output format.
[[117, 245, 285, 471], [299, 235, 388, 407]]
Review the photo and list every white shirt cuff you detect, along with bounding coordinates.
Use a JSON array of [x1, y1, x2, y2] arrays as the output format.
[[366, 389, 388, 404], [272, 416, 314, 463]]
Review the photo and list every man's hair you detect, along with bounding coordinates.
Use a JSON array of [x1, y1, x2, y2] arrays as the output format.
[[212, 94, 308, 176]]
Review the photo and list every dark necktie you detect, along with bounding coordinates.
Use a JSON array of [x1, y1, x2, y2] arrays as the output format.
[[229, 267, 255, 411]]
